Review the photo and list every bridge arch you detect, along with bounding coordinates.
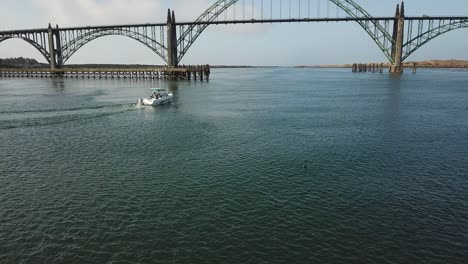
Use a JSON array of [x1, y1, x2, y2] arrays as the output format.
[[60, 28, 167, 64], [403, 19, 468, 61], [177, 0, 394, 63], [0, 36, 51, 64]]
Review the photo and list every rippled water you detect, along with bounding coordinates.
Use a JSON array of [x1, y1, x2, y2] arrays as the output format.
[[1, 69, 467, 263]]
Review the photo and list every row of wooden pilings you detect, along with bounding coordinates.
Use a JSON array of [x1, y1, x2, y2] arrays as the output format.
[[352, 63, 385, 73], [352, 63, 418, 74], [0, 65, 211, 80], [181, 65, 211, 81]]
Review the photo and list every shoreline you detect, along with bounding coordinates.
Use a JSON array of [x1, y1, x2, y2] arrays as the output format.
[[295, 60, 468, 69], [1, 59, 468, 70]]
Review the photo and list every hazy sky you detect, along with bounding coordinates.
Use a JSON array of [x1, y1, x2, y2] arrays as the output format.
[[1, 0, 467, 65]]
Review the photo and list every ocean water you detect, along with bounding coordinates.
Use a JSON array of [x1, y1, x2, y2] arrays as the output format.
[[0, 68, 467, 263]]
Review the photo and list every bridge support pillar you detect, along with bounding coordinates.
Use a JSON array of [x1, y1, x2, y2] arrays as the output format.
[[55, 25, 63, 68], [167, 9, 178, 67], [390, 2, 405, 73], [47, 24, 63, 69], [48, 24, 56, 69]]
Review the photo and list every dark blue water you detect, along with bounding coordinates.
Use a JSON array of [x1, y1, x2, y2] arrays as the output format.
[[1, 69, 467, 263]]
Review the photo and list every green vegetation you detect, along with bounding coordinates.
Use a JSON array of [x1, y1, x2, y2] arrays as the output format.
[[0, 57, 48, 68]]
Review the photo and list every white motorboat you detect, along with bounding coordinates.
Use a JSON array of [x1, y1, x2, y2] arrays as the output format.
[[137, 88, 173, 106]]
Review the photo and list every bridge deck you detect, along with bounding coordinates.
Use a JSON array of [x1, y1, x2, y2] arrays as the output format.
[[2, 16, 467, 34]]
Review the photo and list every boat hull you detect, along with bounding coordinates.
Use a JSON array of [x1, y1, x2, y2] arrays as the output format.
[[139, 95, 173, 106]]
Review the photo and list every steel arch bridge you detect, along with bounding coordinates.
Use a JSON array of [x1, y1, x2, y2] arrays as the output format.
[[59, 26, 168, 65], [1, 0, 467, 72], [176, 0, 395, 63], [0, 29, 53, 64]]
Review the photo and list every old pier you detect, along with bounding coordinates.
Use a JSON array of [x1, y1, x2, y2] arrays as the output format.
[[352, 63, 385, 73], [0, 65, 211, 80], [352, 62, 418, 74]]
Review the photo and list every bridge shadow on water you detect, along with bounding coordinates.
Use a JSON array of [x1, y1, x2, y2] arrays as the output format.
[[382, 73, 404, 146], [50, 78, 65, 92]]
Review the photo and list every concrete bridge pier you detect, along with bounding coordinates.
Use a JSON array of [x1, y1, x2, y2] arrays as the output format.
[[167, 9, 178, 67], [47, 24, 56, 69], [390, 2, 405, 73], [47, 24, 63, 69], [55, 25, 63, 68]]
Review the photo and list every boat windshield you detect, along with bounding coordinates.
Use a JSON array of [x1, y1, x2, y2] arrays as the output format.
[[150, 88, 166, 93]]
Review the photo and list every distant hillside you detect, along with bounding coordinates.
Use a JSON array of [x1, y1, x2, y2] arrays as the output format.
[[0, 60, 269, 69], [404, 60, 468, 68], [2, 57, 468, 69], [296, 60, 468, 69], [0, 57, 48, 68]]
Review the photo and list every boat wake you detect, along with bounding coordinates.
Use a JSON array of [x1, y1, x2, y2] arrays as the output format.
[[0, 104, 135, 130], [0, 104, 125, 115]]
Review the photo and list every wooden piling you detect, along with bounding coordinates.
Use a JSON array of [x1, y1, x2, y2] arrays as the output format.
[[352, 62, 386, 74]]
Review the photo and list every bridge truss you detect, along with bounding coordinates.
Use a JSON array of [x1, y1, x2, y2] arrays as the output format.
[[58, 25, 168, 64], [403, 17, 468, 61], [0, 28, 51, 64]]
